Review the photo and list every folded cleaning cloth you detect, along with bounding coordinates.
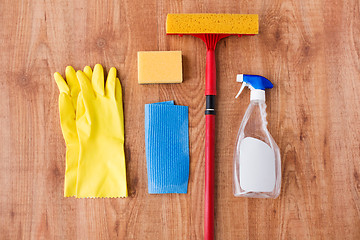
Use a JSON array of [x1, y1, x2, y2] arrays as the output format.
[[145, 101, 189, 194]]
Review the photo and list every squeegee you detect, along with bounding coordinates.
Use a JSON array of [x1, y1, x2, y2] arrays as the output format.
[[166, 13, 259, 240]]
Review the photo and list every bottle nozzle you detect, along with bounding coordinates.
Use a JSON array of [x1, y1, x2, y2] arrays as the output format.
[[235, 74, 273, 101], [235, 82, 247, 98]]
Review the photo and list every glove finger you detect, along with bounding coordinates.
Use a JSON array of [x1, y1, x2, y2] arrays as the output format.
[[115, 77, 123, 103], [114, 77, 125, 141], [58, 93, 77, 143], [83, 66, 93, 80], [76, 91, 92, 132], [105, 69, 116, 98], [54, 72, 70, 94], [92, 64, 105, 96], [107, 67, 117, 83], [76, 92, 86, 121], [77, 70, 95, 99], [65, 66, 80, 96]]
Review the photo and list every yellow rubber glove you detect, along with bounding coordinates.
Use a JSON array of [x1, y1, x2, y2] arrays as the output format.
[[54, 66, 86, 197], [75, 64, 128, 198]]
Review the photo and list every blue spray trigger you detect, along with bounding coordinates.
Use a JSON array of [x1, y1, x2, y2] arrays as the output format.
[[240, 74, 273, 90], [236, 74, 273, 100]]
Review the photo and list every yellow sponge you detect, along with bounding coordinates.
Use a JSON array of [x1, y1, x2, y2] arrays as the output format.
[[166, 14, 258, 34], [138, 51, 183, 84]]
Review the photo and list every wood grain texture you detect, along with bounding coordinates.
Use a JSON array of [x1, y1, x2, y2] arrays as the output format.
[[0, 0, 359, 239]]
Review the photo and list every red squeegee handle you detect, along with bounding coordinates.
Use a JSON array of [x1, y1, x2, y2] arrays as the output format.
[[205, 114, 215, 240], [205, 49, 216, 240]]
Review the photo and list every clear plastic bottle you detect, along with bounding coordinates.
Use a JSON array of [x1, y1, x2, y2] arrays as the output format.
[[233, 74, 281, 198]]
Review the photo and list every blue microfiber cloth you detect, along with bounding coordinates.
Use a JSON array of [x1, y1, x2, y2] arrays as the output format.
[[145, 101, 189, 194]]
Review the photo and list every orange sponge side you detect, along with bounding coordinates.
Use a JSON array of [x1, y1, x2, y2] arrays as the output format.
[[166, 14, 258, 34]]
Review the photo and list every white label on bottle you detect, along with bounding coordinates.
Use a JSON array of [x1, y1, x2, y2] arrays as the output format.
[[240, 137, 275, 192]]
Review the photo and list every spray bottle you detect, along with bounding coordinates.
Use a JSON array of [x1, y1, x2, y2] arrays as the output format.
[[233, 74, 281, 198]]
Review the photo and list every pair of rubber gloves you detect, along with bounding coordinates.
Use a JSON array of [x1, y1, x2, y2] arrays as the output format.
[[54, 64, 127, 198]]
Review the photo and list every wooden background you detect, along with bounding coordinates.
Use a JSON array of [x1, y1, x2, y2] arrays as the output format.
[[0, 0, 359, 239]]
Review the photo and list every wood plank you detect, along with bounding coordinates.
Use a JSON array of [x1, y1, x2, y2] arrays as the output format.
[[0, 0, 359, 239]]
